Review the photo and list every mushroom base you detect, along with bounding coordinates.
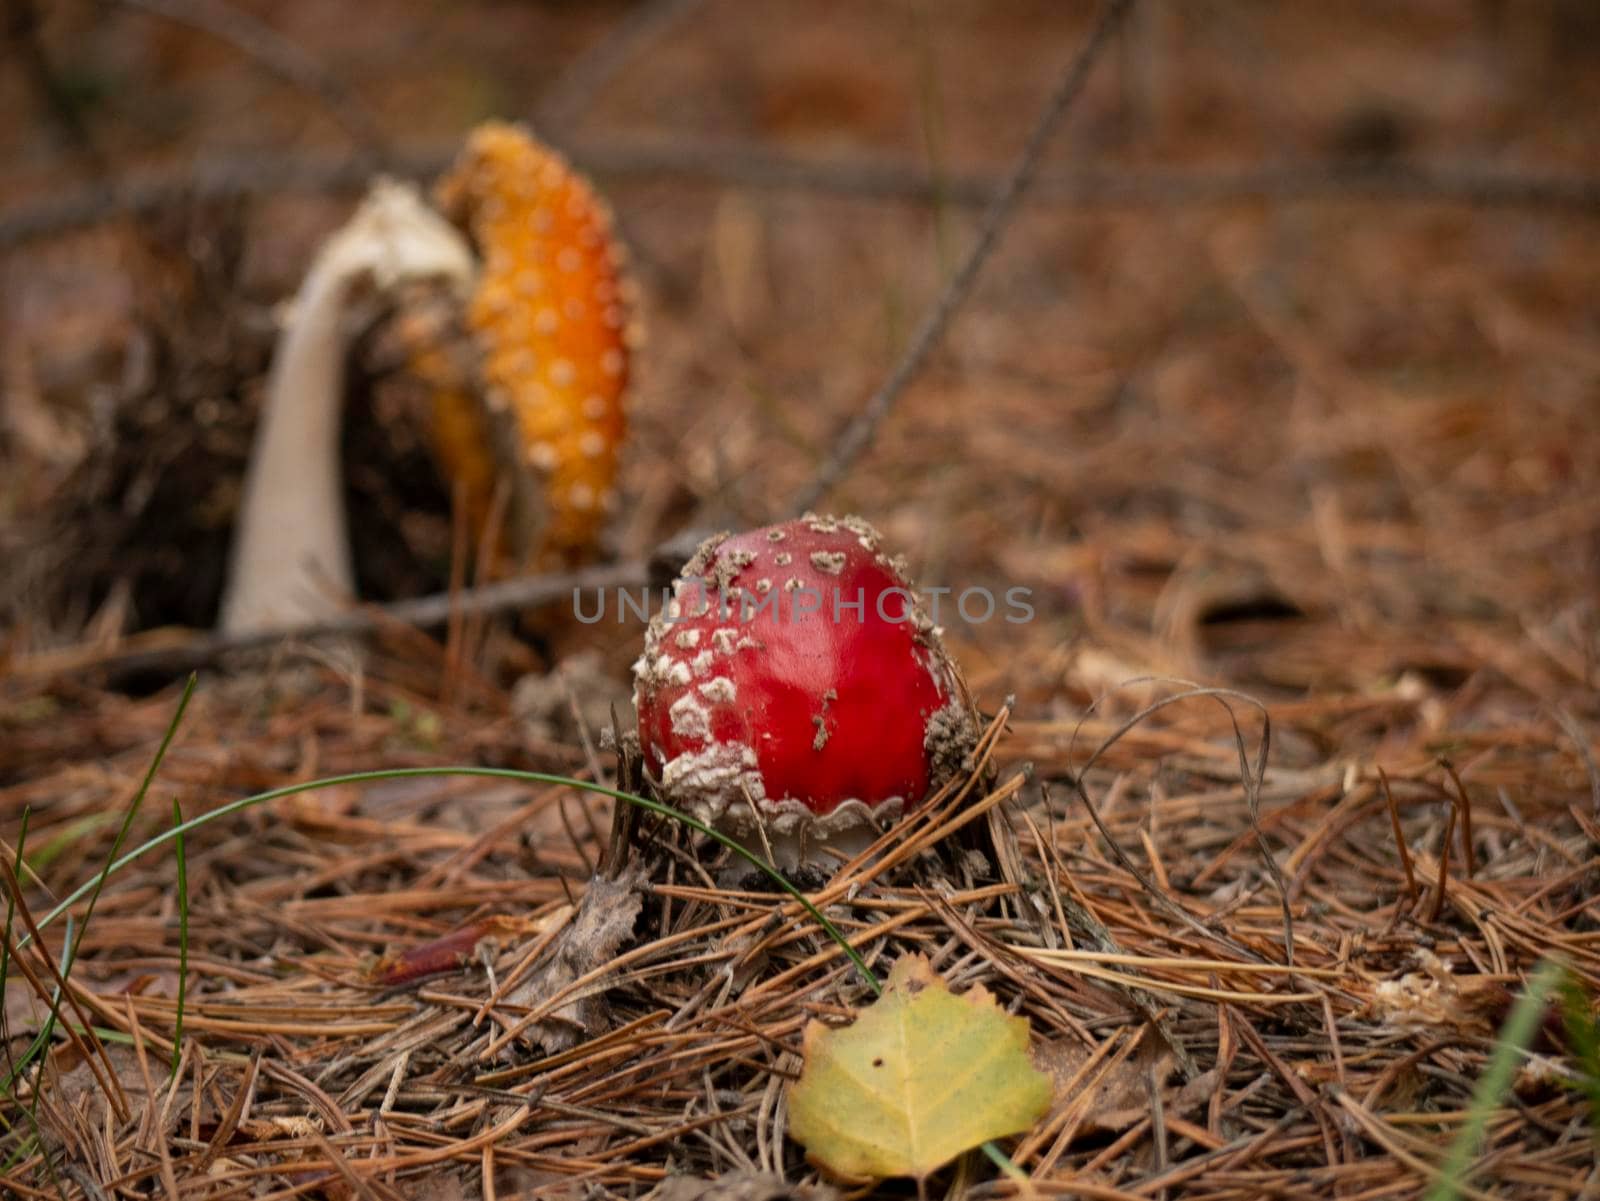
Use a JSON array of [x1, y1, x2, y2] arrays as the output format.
[[704, 795, 907, 875]]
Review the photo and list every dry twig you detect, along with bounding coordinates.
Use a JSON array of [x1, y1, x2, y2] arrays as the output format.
[[789, 0, 1134, 515], [110, 0, 390, 160]]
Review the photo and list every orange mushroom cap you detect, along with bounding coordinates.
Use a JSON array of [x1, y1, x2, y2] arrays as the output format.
[[428, 121, 634, 565]]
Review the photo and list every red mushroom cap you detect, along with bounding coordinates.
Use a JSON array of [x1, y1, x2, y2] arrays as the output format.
[[633, 514, 977, 849]]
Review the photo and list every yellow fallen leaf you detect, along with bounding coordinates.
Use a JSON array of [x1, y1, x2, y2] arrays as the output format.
[[787, 955, 1052, 1179]]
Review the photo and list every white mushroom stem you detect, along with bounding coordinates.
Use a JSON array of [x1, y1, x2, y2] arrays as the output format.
[[220, 180, 474, 634], [710, 797, 899, 879], [730, 819, 881, 876]]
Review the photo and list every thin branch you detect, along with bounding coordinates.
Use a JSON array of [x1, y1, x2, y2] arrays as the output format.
[[1440, 757, 1477, 879], [110, 0, 390, 161], [1379, 767, 1419, 903], [575, 139, 1600, 212], [788, 0, 1135, 515], [0, 149, 410, 247], [1064, 682, 1274, 966], [1426, 795, 1457, 924], [9, 559, 649, 684], [6, 146, 1599, 250], [535, 0, 710, 132]]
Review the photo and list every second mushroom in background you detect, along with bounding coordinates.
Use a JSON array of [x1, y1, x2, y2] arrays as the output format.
[[421, 121, 638, 569], [222, 121, 637, 634]]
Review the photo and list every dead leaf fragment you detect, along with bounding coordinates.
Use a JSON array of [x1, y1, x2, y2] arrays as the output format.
[[787, 954, 1052, 1179], [371, 915, 528, 987], [1367, 949, 1512, 1032], [504, 863, 645, 1051]]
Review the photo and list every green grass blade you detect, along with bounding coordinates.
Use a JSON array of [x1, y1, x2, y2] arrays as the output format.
[[21, 763, 880, 996], [0, 808, 31, 1027], [23, 812, 118, 876], [0, 920, 74, 1178], [9, 918, 73, 1103], [0, 807, 32, 1127], [9, 670, 1057, 1181], [0, 816, 69, 1199], [1426, 958, 1565, 1201], [1557, 975, 1600, 1130], [3, 674, 194, 1101], [980, 1139, 1027, 1180], [60, 674, 196, 980]]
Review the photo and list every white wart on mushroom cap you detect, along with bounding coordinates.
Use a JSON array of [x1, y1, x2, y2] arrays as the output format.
[[633, 514, 978, 868]]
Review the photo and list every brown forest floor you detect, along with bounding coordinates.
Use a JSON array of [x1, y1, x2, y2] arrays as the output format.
[[3, 1, 1600, 1198]]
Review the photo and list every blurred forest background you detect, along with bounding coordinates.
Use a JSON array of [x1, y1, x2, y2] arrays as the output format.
[[2, 1, 1600, 1197], [3, 0, 1597, 678]]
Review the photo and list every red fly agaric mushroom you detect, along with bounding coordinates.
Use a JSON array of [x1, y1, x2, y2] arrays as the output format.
[[633, 514, 979, 870]]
